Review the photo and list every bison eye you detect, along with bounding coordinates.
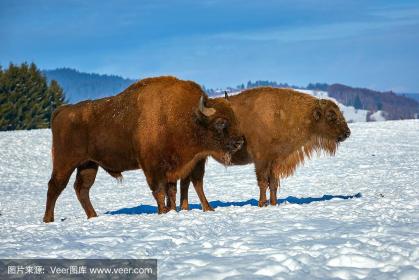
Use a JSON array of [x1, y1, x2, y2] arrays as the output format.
[[326, 111, 337, 122], [214, 118, 228, 132]]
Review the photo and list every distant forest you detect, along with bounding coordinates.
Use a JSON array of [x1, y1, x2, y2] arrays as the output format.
[[43, 68, 136, 103]]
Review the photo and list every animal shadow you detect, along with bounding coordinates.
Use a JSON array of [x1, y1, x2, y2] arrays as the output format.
[[105, 193, 361, 215]]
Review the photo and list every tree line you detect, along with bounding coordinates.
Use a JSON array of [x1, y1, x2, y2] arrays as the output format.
[[0, 63, 66, 131], [43, 68, 135, 103]]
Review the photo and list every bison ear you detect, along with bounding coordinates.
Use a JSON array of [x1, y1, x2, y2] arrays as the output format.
[[313, 107, 322, 121], [198, 96, 216, 117]]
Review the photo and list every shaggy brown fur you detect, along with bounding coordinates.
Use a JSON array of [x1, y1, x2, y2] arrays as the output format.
[[178, 87, 351, 211], [43, 76, 244, 222]]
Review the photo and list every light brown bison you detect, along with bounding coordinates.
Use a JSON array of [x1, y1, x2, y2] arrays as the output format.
[[178, 87, 351, 211], [43, 76, 244, 223]]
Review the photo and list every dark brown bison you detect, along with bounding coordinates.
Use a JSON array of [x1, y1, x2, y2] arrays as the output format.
[[178, 87, 351, 211], [43, 76, 244, 223]]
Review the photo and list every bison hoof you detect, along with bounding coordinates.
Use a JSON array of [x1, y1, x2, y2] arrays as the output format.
[[43, 216, 54, 223], [270, 200, 277, 206], [180, 205, 189, 211], [158, 207, 169, 214], [203, 206, 215, 212], [258, 200, 268, 207]]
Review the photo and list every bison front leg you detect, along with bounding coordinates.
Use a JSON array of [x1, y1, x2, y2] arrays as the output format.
[[257, 179, 269, 207], [269, 176, 280, 206], [256, 166, 269, 207], [180, 177, 191, 211], [144, 170, 169, 214], [192, 178, 214, 212], [166, 182, 177, 212], [190, 159, 213, 211], [151, 182, 169, 214]]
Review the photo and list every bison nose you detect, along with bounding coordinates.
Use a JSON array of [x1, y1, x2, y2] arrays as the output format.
[[345, 129, 351, 139], [338, 129, 351, 142], [228, 136, 244, 153]]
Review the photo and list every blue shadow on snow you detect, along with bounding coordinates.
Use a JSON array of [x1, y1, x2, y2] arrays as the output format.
[[105, 193, 361, 215]]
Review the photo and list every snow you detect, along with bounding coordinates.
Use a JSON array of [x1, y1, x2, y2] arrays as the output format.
[[370, 111, 387, 122], [339, 106, 370, 123], [1, 120, 419, 279]]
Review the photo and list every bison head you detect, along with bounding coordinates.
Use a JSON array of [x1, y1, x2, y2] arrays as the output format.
[[196, 95, 244, 162], [312, 99, 351, 143]]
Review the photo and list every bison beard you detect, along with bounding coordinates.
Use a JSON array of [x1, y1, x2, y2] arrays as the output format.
[[178, 87, 350, 211], [273, 135, 338, 178], [221, 152, 232, 166], [43, 76, 243, 223]]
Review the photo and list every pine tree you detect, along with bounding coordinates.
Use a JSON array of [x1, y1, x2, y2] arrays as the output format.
[[45, 80, 66, 125], [0, 62, 66, 131]]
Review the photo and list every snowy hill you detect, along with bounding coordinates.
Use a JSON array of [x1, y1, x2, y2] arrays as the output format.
[[0, 120, 418, 279]]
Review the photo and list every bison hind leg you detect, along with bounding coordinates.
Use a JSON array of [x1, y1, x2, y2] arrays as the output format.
[[44, 166, 77, 223], [74, 161, 99, 219]]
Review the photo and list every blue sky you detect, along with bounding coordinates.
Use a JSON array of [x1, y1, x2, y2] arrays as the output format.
[[1, 0, 419, 92]]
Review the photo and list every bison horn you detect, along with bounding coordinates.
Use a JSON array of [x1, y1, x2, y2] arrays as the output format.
[[199, 96, 216, 117], [224, 91, 229, 100]]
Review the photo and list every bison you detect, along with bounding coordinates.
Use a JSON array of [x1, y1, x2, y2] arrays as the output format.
[[177, 87, 351, 211], [43, 76, 244, 223]]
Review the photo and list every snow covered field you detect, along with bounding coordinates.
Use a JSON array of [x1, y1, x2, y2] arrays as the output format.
[[0, 120, 418, 279]]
